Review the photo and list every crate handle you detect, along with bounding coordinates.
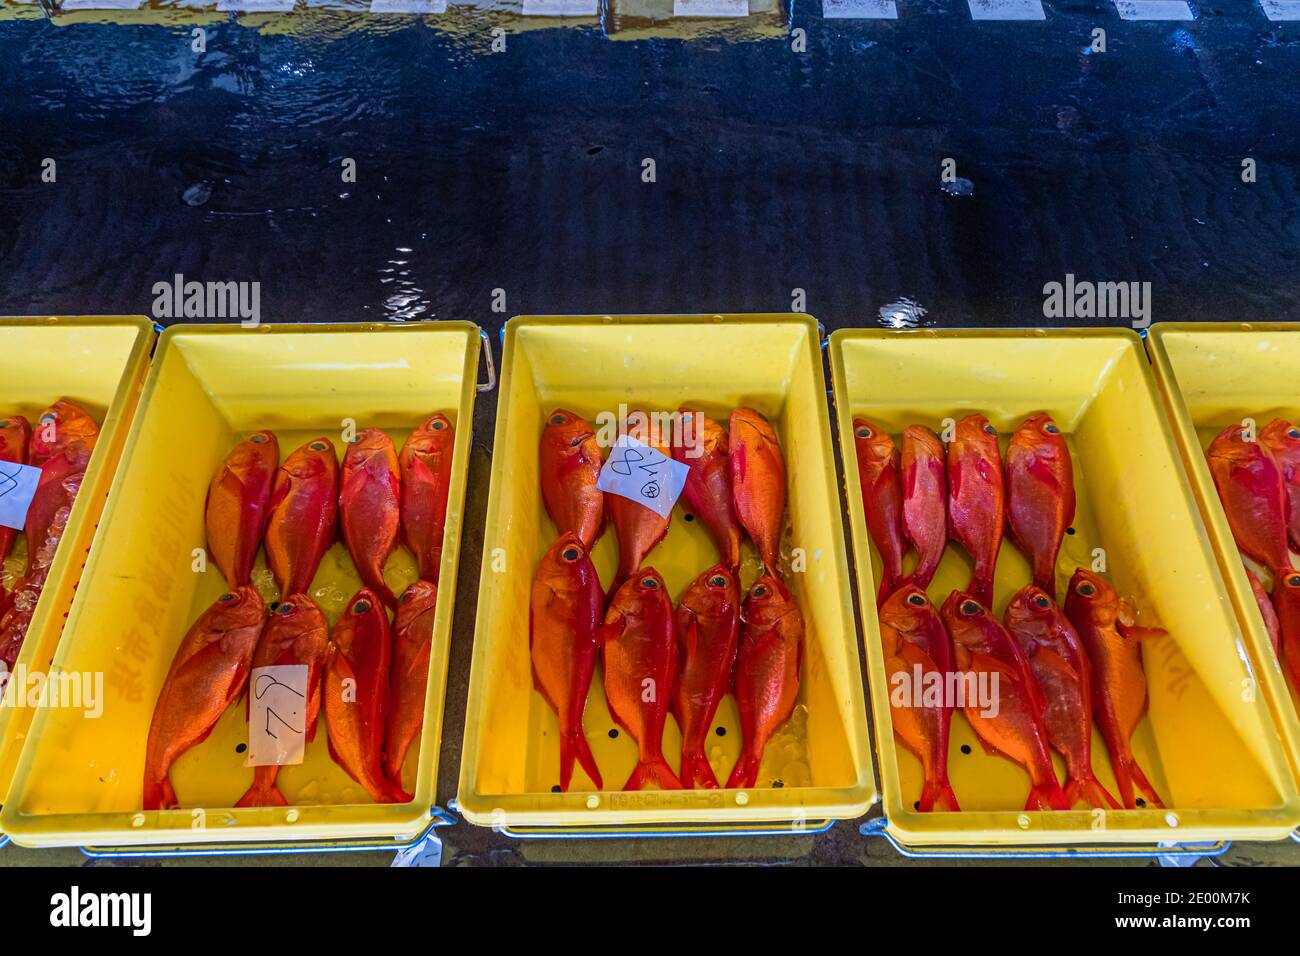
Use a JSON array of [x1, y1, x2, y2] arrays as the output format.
[[476, 327, 497, 393], [859, 815, 1231, 860], [77, 805, 458, 859]]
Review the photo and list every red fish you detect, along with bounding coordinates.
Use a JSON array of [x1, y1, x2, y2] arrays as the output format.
[[323, 589, 411, 803], [606, 411, 671, 601], [340, 429, 401, 610], [940, 590, 1069, 811], [672, 564, 740, 789], [1063, 569, 1165, 809], [1206, 423, 1292, 575], [539, 409, 604, 549], [531, 532, 604, 791], [671, 409, 742, 569], [853, 420, 906, 606], [947, 415, 1004, 608], [727, 574, 803, 789], [383, 579, 438, 787], [398, 413, 455, 583], [1271, 570, 1300, 695], [1004, 584, 1119, 810], [1248, 567, 1282, 658], [265, 438, 339, 599], [205, 431, 279, 589], [1260, 419, 1300, 554], [901, 425, 947, 591], [143, 587, 266, 810], [878, 585, 960, 812], [0, 415, 32, 611], [1006, 414, 1076, 600], [601, 568, 682, 790], [235, 593, 329, 808], [730, 407, 786, 572]]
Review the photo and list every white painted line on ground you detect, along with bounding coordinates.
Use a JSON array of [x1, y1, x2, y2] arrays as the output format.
[[674, 0, 748, 16], [216, 0, 297, 9], [822, 0, 897, 17], [370, 0, 448, 10], [521, 0, 597, 14], [1113, 0, 1194, 19], [59, 0, 144, 9], [968, 0, 1045, 19], [1260, 0, 1300, 19]]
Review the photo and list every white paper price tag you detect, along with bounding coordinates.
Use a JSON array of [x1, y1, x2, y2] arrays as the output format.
[[0, 462, 41, 532], [248, 664, 309, 767], [596, 435, 689, 520]]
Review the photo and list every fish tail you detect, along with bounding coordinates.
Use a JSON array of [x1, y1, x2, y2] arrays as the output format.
[[1024, 780, 1071, 812], [623, 754, 683, 791], [142, 773, 178, 812], [559, 729, 603, 792], [919, 776, 960, 813], [1117, 759, 1165, 810], [382, 739, 412, 786], [1031, 566, 1057, 602], [969, 567, 995, 609], [234, 781, 289, 808], [876, 572, 903, 608], [725, 750, 760, 790], [679, 748, 720, 790], [1064, 773, 1121, 811]]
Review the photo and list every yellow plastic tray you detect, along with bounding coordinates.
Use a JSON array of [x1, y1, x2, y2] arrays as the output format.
[[458, 314, 873, 831], [0, 316, 155, 818], [830, 327, 1300, 849], [1145, 322, 1300, 789], [0, 321, 482, 850]]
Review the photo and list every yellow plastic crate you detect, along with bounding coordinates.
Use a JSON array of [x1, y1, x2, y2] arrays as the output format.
[[0, 321, 483, 850], [1145, 322, 1300, 792], [458, 314, 873, 831], [830, 327, 1300, 849], [0, 316, 155, 819]]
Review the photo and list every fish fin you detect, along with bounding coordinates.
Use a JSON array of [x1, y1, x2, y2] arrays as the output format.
[[1117, 759, 1165, 809], [919, 777, 960, 813], [1024, 781, 1070, 811], [1119, 623, 1168, 642], [143, 774, 179, 812], [595, 618, 623, 646], [624, 756, 683, 791], [234, 782, 288, 808], [1064, 774, 1121, 811], [876, 573, 902, 608], [679, 749, 720, 790], [559, 729, 603, 792], [969, 652, 1021, 685], [1030, 645, 1079, 684]]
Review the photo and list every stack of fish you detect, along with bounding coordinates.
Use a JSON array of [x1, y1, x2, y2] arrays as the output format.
[[142, 414, 454, 811], [858, 413, 1166, 814], [1205, 419, 1300, 694], [0, 401, 100, 669], [532, 407, 804, 792]]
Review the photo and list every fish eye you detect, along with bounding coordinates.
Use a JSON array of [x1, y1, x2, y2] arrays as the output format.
[[562, 547, 580, 561], [0, 422, 8, 429], [401, 590, 414, 603], [310, 441, 328, 451], [1290, 428, 1300, 440], [856, 426, 872, 439], [753, 584, 769, 598], [906, 593, 926, 607], [960, 600, 980, 615], [219, 593, 234, 603], [1289, 575, 1300, 588], [40, 413, 57, 425], [549, 414, 566, 426], [354, 599, 371, 613], [432, 419, 445, 430], [1077, 582, 1095, 597], [982, 423, 996, 435], [1033, 595, 1051, 608], [250, 433, 267, 444], [709, 574, 727, 587], [1044, 423, 1060, 434], [641, 577, 658, 589], [278, 603, 293, 616]]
